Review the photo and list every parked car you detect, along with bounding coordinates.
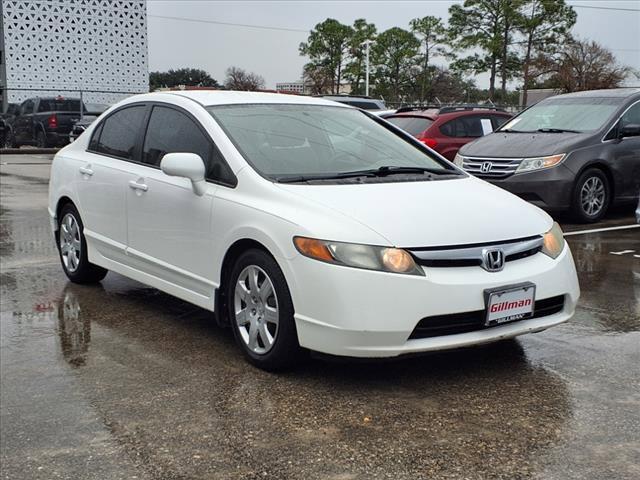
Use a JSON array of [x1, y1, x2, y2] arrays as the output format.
[[7, 96, 86, 148], [69, 103, 110, 143], [455, 88, 640, 222], [1, 103, 20, 148], [316, 94, 386, 111], [48, 91, 579, 370], [385, 106, 512, 160]]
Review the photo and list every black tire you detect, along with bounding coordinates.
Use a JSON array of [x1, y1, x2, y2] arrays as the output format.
[[571, 168, 611, 223], [36, 130, 48, 148], [4, 129, 17, 148], [57, 203, 108, 284], [226, 248, 302, 371]]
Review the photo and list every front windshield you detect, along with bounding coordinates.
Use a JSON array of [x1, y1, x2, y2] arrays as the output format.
[[207, 104, 452, 180], [500, 97, 622, 133]]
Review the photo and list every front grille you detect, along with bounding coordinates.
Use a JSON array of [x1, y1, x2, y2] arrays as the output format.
[[462, 156, 522, 179], [408, 295, 565, 339], [410, 236, 543, 269]]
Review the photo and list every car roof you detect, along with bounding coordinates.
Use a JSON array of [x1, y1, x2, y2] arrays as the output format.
[[553, 88, 640, 99], [147, 90, 348, 107], [389, 108, 510, 120]]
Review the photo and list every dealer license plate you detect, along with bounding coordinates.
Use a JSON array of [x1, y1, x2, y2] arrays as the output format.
[[484, 282, 535, 326]]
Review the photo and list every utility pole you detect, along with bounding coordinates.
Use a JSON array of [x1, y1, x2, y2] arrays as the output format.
[[362, 39, 372, 97]]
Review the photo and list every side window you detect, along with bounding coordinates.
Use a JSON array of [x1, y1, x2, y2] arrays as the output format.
[[440, 117, 483, 138], [20, 100, 34, 115], [605, 102, 640, 141], [88, 121, 104, 151], [620, 103, 640, 129], [492, 115, 510, 129], [95, 105, 146, 160], [142, 106, 235, 185]]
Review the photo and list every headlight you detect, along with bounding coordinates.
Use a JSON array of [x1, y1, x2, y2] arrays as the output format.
[[293, 236, 424, 276], [516, 154, 565, 173], [453, 153, 464, 167], [541, 222, 565, 259]]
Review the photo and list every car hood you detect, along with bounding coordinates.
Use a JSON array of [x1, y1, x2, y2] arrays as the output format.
[[275, 176, 552, 247], [460, 131, 592, 157]]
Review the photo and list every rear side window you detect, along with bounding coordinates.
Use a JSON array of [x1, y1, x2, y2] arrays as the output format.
[[491, 115, 510, 129], [37, 99, 83, 113], [93, 105, 146, 160], [20, 100, 34, 115], [387, 116, 434, 137], [142, 106, 235, 185], [440, 116, 485, 138]]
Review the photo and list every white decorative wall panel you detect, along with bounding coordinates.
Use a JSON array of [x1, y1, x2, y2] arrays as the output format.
[[2, 0, 148, 104]]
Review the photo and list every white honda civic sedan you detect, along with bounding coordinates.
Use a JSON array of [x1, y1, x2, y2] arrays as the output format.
[[48, 91, 580, 370]]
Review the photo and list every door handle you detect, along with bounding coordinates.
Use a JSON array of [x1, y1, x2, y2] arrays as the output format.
[[128, 180, 148, 192], [79, 166, 94, 176]]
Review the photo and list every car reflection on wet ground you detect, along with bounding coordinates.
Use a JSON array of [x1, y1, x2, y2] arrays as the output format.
[[1, 155, 639, 480]]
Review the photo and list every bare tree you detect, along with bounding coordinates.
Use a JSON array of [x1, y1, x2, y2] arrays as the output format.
[[224, 67, 265, 91], [531, 38, 630, 92]]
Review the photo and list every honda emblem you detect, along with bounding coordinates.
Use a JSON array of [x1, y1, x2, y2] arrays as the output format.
[[482, 248, 505, 272], [480, 162, 493, 173]]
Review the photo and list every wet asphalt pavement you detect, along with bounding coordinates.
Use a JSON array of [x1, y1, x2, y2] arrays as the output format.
[[1, 154, 639, 480]]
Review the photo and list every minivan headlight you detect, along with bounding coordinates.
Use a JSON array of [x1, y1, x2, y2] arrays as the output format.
[[516, 154, 565, 173], [453, 153, 464, 167], [293, 236, 424, 276], [541, 222, 565, 259]]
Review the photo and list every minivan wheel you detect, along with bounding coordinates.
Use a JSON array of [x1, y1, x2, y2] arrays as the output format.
[[57, 204, 108, 283], [227, 249, 302, 370], [572, 168, 610, 223]]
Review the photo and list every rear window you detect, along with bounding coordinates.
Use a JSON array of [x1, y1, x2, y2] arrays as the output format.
[[37, 99, 84, 113], [386, 116, 434, 137], [93, 105, 147, 160]]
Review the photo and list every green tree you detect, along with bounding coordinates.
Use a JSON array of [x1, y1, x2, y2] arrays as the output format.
[[448, 0, 520, 100], [409, 16, 447, 102], [149, 68, 219, 91], [517, 0, 576, 106], [344, 19, 377, 95], [299, 19, 354, 94], [372, 27, 420, 102]]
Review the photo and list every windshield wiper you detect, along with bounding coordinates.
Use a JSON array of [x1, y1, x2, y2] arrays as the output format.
[[275, 165, 459, 183], [536, 128, 581, 133]]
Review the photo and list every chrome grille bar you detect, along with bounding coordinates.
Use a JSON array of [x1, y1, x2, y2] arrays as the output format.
[[461, 156, 523, 179]]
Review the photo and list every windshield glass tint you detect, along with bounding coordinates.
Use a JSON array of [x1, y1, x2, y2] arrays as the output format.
[[502, 97, 622, 133], [386, 116, 434, 137], [208, 105, 448, 178]]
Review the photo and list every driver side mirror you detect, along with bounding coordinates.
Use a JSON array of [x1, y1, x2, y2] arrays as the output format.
[[160, 152, 207, 196], [618, 123, 640, 139]]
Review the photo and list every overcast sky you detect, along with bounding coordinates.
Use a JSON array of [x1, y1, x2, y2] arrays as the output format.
[[146, 0, 640, 89]]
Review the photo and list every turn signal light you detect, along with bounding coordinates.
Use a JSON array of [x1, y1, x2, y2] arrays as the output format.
[[293, 237, 334, 262]]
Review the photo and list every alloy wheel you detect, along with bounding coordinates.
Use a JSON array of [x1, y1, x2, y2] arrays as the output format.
[[59, 213, 81, 272], [233, 265, 279, 354], [580, 176, 605, 217]]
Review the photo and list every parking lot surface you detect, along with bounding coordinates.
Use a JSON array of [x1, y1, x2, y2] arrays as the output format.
[[1, 154, 639, 479]]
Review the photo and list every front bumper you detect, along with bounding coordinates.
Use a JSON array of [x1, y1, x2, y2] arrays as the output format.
[[485, 165, 575, 210], [286, 245, 579, 358]]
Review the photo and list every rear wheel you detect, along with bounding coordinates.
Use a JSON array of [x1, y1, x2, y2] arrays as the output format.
[[227, 249, 302, 370], [571, 168, 610, 223], [57, 203, 108, 283], [36, 130, 48, 148]]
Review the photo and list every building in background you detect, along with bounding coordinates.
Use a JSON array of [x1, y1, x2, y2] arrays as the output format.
[[0, 0, 149, 111], [275, 81, 307, 95]]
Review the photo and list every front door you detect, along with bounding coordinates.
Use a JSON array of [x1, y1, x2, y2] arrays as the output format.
[[125, 105, 229, 299], [612, 102, 640, 198]]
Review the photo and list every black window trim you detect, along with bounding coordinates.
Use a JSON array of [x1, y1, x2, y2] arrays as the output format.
[[601, 98, 640, 143], [87, 101, 238, 188]]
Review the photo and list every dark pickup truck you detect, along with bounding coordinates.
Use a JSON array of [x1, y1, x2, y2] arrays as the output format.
[[6, 97, 87, 148]]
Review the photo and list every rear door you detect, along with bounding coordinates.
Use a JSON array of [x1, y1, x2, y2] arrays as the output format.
[[125, 104, 235, 298], [76, 104, 148, 264]]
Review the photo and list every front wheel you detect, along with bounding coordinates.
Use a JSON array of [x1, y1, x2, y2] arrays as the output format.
[[57, 203, 108, 283], [571, 168, 610, 223], [227, 249, 302, 370]]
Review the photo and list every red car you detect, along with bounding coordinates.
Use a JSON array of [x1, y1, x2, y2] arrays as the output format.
[[385, 106, 512, 160]]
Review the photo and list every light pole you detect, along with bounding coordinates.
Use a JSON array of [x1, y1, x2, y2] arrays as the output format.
[[362, 39, 372, 97]]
